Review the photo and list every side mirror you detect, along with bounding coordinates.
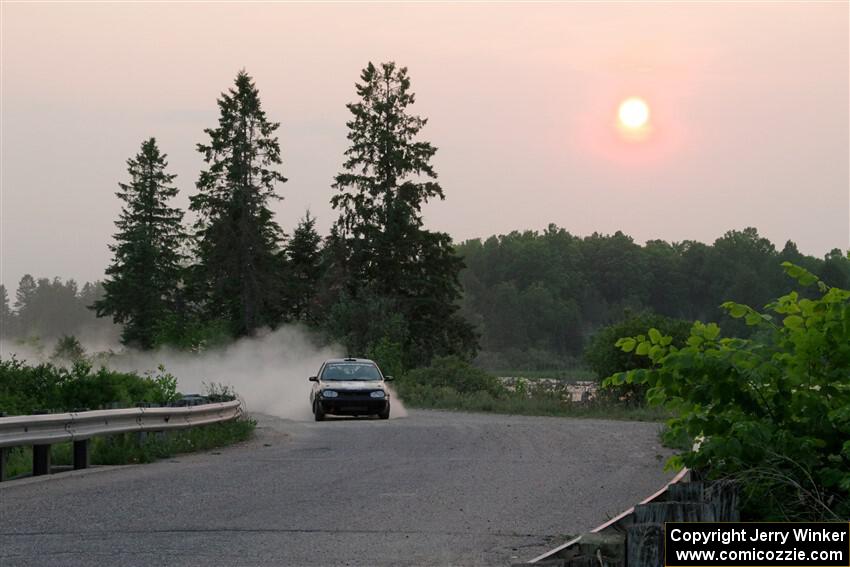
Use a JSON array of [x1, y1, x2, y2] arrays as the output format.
[[308, 376, 318, 382], [384, 375, 394, 382]]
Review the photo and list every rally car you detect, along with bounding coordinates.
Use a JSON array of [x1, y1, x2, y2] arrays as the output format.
[[309, 358, 393, 421]]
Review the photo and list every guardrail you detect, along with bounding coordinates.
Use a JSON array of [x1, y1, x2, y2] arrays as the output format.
[[526, 467, 690, 565], [523, 464, 739, 566], [0, 401, 242, 482]]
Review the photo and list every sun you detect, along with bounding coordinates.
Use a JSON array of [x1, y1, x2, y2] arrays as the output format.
[[618, 97, 650, 130]]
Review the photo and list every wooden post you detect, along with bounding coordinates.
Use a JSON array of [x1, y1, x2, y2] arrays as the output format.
[[634, 501, 718, 523], [705, 480, 740, 521], [628, 481, 727, 567], [627, 523, 664, 567], [577, 532, 625, 566], [32, 444, 51, 476]]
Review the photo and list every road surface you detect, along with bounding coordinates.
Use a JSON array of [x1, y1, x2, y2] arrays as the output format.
[[0, 410, 674, 566]]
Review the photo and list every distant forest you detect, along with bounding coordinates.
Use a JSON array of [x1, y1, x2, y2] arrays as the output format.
[[3, 226, 848, 370], [458, 226, 850, 370], [1, 63, 848, 373], [1, 278, 110, 344]]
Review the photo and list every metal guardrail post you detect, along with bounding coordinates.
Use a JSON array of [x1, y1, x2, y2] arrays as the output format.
[[0, 448, 7, 482], [32, 444, 51, 476], [73, 439, 90, 470]]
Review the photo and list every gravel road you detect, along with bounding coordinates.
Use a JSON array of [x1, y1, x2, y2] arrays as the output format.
[[0, 410, 674, 566]]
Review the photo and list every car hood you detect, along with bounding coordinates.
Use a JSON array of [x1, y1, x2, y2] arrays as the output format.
[[319, 380, 386, 391]]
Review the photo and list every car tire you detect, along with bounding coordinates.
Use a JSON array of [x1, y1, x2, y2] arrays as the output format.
[[378, 403, 390, 420], [314, 401, 325, 422]]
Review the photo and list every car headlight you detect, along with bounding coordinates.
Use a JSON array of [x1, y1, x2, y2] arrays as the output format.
[[322, 390, 338, 398], [370, 390, 386, 399]]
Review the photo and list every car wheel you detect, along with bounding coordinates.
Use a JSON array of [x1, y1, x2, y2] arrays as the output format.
[[378, 403, 390, 420], [314, 401, 325, 422]]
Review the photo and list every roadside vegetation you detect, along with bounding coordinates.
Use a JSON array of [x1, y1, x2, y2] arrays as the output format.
[[3, 420, 255, 479], [2, 61, 847, 378], [605, 262, 850, 521], [392, 356, 668, 422], [0, 356, 179, 415], [0, 356, 255, 479], [0, 59, 847, 520], [459, 226, 850, 374]]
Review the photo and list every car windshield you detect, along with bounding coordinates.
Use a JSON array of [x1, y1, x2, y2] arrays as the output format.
[[321, 363, 382, 381]]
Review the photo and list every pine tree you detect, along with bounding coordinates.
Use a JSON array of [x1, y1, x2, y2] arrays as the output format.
[[331, 62, 477, 365], [94, 138, 186, 349], [190, 70, 287, 335], [285, 211, 323, 323]]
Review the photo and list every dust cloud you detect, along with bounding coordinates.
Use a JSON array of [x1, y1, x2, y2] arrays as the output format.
[[111, 327, 336, 421], [1, 326, 408, 421]]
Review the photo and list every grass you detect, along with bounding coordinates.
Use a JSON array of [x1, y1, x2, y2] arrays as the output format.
[[396, 385, 670, 422], [395, 358, 669, 422], [4, 418, 256, 479]]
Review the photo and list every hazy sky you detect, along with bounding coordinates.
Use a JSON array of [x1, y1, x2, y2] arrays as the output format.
[[1, 2, 848, 290]]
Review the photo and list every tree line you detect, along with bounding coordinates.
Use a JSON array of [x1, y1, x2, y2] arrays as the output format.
[[458, 225, 850, 370], [0, 277, 108, 342], [2, 63, 475, 370], [2, 63, 847, 375], [6, 222, 846, 375]]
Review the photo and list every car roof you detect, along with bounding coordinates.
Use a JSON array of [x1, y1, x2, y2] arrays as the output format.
[[322, 358, 377, 364]]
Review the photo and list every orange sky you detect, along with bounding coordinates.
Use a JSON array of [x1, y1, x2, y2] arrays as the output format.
[[1, 2, 848, 288]]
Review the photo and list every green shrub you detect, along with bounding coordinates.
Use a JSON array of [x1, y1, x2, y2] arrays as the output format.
[[0, 358, 179, 415], [585, 311, 691, 403], [605, 261, 850, 520], [396, 380, 667, 421], [367, 336, 405, 379], [203, 381, 237, 402], [394, 355, 667, 421], [50, 336, 86, 364], [400, 355, 504, 397], [585, 312, 691, 380], [147, 365, 179, 405]]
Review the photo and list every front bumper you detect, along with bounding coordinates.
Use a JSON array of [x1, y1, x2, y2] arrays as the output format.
[[318, 395, 388, 415]]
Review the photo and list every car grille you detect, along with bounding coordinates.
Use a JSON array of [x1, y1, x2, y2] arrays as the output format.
[[336, 390, 374, 398]]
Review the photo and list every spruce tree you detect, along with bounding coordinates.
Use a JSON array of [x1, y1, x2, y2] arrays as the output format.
[[12, 275, 37, 338], [0, 284, 14, 338], [190, 70, 287, 335], [331, 62, 476, 365], [14, 274, 36, 315], [94, 138, 186, 349], [284, 211, 323, 323]]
